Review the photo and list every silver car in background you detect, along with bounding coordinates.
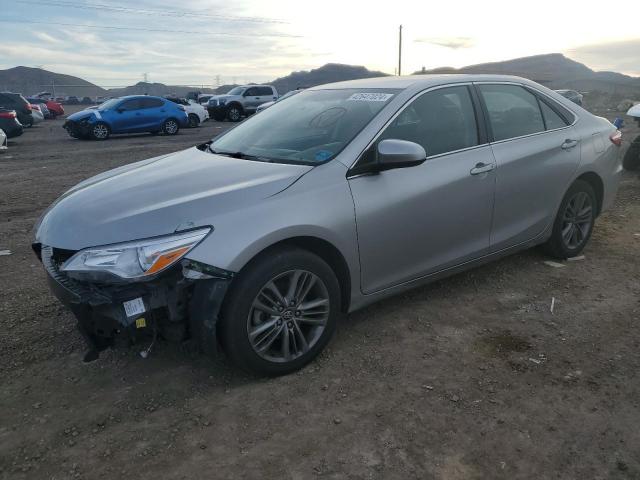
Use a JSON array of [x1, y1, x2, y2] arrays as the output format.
[[34, 75, 623, 375]]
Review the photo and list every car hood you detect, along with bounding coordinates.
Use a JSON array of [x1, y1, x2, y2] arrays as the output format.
[[35, 147, 312, 250], [209, 95, 235, 102], [66, 110, 96, 121]]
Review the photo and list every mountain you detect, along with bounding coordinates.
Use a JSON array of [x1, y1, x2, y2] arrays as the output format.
[[107, 82, 218, 98], [414, 54, 640, 95], [0, 66, 106, 97], [271, 63, 389, 94]]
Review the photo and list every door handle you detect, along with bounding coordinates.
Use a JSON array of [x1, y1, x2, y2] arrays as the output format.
[[561, 139, 579, 149], [470, 162, 495, 175]]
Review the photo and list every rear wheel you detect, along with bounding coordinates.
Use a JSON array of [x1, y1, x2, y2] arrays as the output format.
[[188, 113, 200, 128], [219, 248, 340, 376], [543, 180, 596, 259], [162, 118, 179, 135], [91, 122, 110, 140]]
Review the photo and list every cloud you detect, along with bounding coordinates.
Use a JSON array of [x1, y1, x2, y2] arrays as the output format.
[[567, 38, 640, 77], [414, 37, 475, 49]]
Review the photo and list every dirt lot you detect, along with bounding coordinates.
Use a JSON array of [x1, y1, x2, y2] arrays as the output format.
[[1, 106, 639, 480]]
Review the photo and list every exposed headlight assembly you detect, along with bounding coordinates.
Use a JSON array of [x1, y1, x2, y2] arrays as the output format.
[[62, 228, 211, 281]]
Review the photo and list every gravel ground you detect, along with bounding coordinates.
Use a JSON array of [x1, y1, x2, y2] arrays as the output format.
[[0, 106, 639, 480]]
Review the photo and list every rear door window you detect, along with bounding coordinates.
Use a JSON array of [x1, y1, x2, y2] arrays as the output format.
[[478, 84, 545, 141], [140, 98, 164, 109], [257, 87, 273, 96]]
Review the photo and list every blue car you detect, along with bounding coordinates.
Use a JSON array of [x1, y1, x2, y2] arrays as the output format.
[[63, 95, 189, 140]]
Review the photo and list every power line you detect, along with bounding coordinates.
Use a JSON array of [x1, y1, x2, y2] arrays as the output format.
[[16, 0, 288, 24], [0, 19, 301, 39]]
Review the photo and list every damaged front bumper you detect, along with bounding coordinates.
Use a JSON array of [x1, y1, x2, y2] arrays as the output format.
[[34, 244, 232, 361]]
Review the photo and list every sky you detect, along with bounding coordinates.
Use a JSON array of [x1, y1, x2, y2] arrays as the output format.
[[0, 0, 638, 87]]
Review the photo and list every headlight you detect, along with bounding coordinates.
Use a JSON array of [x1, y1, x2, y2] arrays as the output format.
[[218, 99, 226, 105], [61, 228, 211, 280]]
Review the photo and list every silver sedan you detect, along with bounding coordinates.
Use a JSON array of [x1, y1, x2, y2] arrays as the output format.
[[35, 75, 623, 375]]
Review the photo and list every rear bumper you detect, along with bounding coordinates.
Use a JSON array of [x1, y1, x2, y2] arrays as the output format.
[[37, 244, 232, 357], [2, 122, 23, 138]]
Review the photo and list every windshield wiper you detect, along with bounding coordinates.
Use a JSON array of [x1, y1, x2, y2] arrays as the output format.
[[207, 147, 275, 162]]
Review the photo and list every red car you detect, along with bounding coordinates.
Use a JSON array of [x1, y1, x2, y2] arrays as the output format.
[[28, 97, 65, 118]]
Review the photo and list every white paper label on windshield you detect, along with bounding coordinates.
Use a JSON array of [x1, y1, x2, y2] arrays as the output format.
[[123, 297, 145, 317], [347, 93, 393, 102]]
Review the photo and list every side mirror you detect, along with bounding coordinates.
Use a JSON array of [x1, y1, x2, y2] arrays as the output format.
[[377, 139, 426, 171]]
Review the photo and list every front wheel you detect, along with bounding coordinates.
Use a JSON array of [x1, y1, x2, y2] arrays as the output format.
[[543, 180, 596, 259], [226, 104, 243, 122], [162, 118, 180, 135], [91, 122, 110, 140], [219, 248, 341, 376]]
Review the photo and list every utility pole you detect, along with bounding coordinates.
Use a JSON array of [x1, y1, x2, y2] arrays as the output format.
[[398, 24, 402, 76]]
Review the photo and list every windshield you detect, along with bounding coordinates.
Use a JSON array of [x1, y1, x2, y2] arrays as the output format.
[[97, 98, 121, 110], [210, 88, 399, 165], [226, 86, 246, 95]]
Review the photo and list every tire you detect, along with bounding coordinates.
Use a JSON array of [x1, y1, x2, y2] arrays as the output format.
[[162, 118, 180, 135], [226, 104, 243, 122], [219, 247, 341, 376], [622, 135, 640, 171], [90, 121, 110, 140], [187, 113, 200, 128], [543, 180, 597, 259]]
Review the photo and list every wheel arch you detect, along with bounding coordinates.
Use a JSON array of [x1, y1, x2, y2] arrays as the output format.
[[575, 171, 604, 216], [233, 236, 352, 313]]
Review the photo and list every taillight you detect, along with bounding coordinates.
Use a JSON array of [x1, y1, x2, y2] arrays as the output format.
[[0, 111, 16, 119], [610, 130, 622, 146], [25, 104, 32, 111]]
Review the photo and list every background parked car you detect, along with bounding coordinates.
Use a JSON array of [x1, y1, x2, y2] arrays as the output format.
[[34, 97, 64, 117], [30, 104, 45, 123], [64, 96, 80, 105], [63, 95, 189, 140], [207, 85, 279, 121], [197, 94, 213, 106], [0, 108, 24, 138], [0, 92, 34, 127], [36, 102, 51, 118], [555, 89, 583, 106], [165, 97, 209, 127], [0, 128, 7, 151], [255, 89, 304, 113]]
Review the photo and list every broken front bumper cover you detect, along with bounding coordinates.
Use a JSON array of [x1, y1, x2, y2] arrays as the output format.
[[35, 244, 232, 360]]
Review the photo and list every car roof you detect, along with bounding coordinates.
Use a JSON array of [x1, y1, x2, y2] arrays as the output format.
[[119, 95, 165, 100], [308, 74, 541, 91]]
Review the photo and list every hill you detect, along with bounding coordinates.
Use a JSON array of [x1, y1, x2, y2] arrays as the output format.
[[0, 66, 106, 97], [270, 63, 389, 94], [414, 53, 640, 95], [107, 82, 218, 98]]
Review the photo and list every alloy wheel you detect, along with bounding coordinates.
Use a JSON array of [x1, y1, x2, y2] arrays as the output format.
[[165, 120, 178, 134], [561, 191, 593, 249], [228, 107, 241, 121], [92, 124, 108, 139], [247, 269, 330, 363]]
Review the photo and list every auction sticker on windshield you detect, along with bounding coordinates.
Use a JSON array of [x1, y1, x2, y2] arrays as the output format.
[[347, 93, 394, 102]]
